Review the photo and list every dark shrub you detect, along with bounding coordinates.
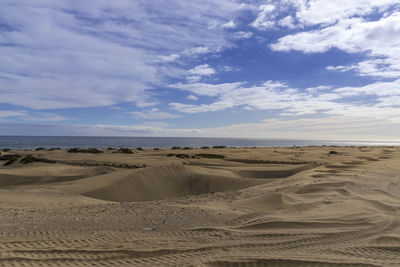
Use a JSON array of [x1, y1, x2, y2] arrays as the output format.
[[212, 146, 226, 149], [106, 147, 115, 150], [329, 151, 338, 154], [2, 148, 11, 152], [201, 146, 210, 149], [176, 154, 190, 159], [0, 154, 21, 161], [35, 147, 46, 151], [166, 153, 175, 157], [19, 155, 37, 164], [183, 147, 192, 150], [86, 148, 103, 154], [136, 147, 144, 151], [117, 148, 133, 154], [172, 146, 181, 150], [4, 160, 16, 166], [194, 153, 225, 159], [20, 155, 56, 164], [68, 148, 103, 154], [0, 154, 20, 166]]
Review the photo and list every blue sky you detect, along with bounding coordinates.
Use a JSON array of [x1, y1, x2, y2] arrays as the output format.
[[1, 0, 400, 140]]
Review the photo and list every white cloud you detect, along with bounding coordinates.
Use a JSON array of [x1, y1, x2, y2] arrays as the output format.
[[182, 46, 221, 57], [169, 78, 400, 124], [199, 117, 400, 140], [291, 0, 399, 26], [22, 112, 70, 122], [233, 31, 253, 39], [221, 66, 235, 72], [0, 111, 27, 118], [170, 81, 310, 113], [136, 100, 158, 108], [278, 16, 296, 29], [186, 64, 216, 83], [186, 76, 202, 83], [326, 65, 356, 72], [271, 5, 400, 78], [131, 108, 179, 120], [169, 102, 234, 113], [305, 85, 332, 94], [161, 116, 400, 141], [0, 123, 163, 136], [171, 82, 243, 96], [158, 54, 180, 63], [0, 110, 68, 122], [250, 4, 276, 30], [222, 21, 236, 28], [328, 58, 400, 79], [333, 79, 400, 97], [186, 95, 198, 101], [0, 0, 248, 110], [188, 64, 215, 76], [88, 124, 163, 135]]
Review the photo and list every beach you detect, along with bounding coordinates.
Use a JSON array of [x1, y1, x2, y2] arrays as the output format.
[[0, 146, 399, 266]]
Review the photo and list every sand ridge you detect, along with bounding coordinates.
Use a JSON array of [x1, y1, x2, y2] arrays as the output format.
[[0, 146, 399, 266]]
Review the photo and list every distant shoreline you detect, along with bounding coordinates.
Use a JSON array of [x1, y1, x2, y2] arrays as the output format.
[[0, 136, 399, 150]]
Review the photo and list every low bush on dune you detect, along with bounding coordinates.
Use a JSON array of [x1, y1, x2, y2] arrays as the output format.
[[176, 154, 190, 159], [166, 152, 225, 159], [71, 161, 146, 169], [2, 148, 11, 152], [153, 148, 160, 151], [212, 146, 226, 149], [194, 153, 225, 159], [201, 146, 210, 149], [116, 148, 133, 154], [0, 154, 21, 166], [35, 147, 46, 151], [4, 160, 16, 166], [0, 154, 21, 161], [166, 153, 191, 159], [20, 155, 56, 164], [106, 147, 115, 150], [68, 148, 104, 154], [329, 150, 338, 154], [85, 148, 104, 153], [136, 147, 144, 151], [172, 146, 181, 150], [67, 148, 81, 153]]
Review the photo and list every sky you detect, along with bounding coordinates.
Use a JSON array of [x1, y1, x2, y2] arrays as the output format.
[[1, 0, 400, 140]]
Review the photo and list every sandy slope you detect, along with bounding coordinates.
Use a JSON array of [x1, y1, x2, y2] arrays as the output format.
[[0, 146, 399, 266]]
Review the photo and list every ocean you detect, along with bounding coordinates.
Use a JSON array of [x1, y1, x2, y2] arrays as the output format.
[[0, 136, 398, 150]]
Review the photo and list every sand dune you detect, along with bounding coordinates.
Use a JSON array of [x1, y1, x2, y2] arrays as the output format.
[[0, 164, 114, 187], [63, 164, 265, 202], [0, 146, 400, 266]]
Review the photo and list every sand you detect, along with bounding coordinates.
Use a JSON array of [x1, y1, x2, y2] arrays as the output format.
[[0, 146, 399, 266]]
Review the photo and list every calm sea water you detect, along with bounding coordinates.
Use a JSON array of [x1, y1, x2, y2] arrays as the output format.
[[0, 136, 398, 150]]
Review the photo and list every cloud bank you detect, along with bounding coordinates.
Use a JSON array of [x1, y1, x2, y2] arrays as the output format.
[[1, 0, 400, 140]]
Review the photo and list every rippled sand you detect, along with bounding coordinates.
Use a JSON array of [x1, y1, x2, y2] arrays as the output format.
[[0, 146, 399, 266]]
